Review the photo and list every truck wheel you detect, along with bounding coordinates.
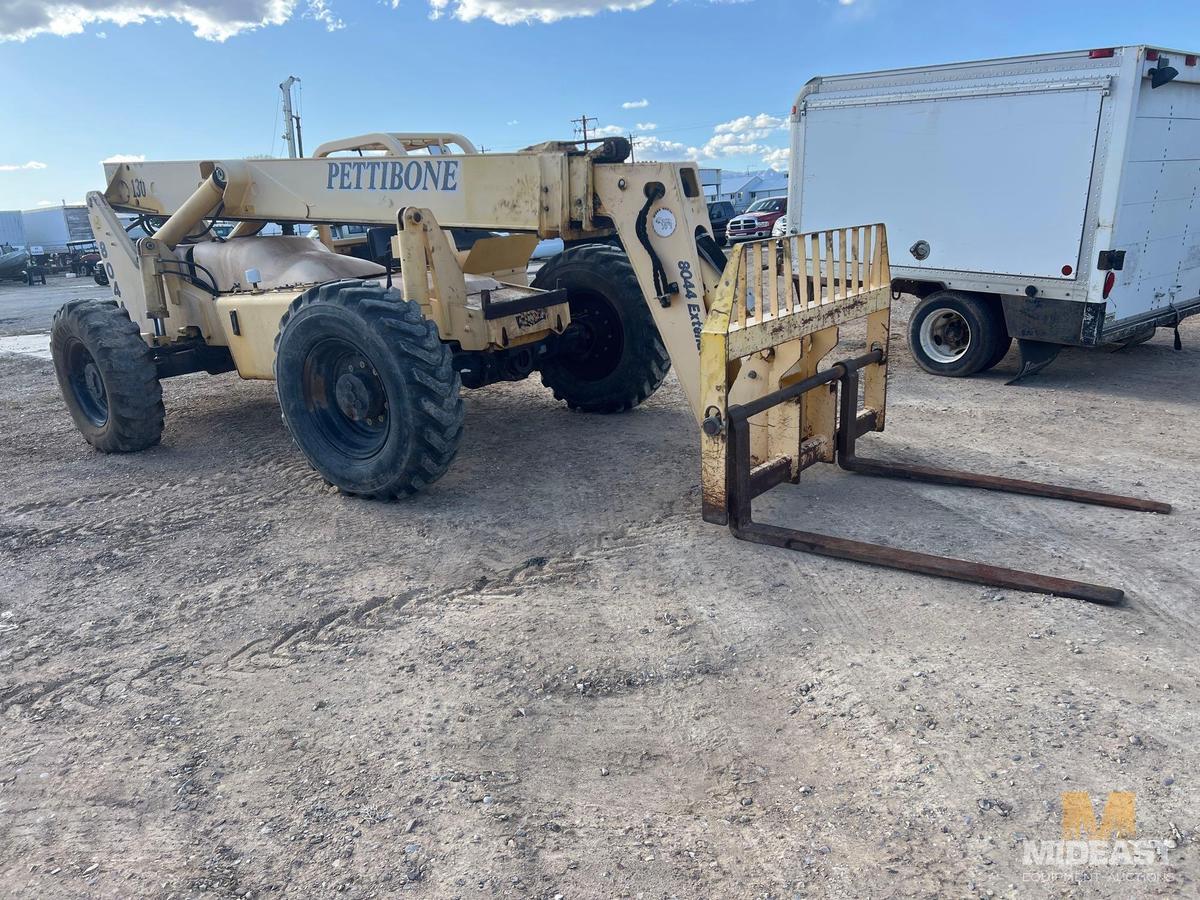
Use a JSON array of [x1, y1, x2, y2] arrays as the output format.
[[533, 244, 670, 413], [908, 291, 1006, 377], [50, 299, 164, 452], [274, 280, 464, 499]]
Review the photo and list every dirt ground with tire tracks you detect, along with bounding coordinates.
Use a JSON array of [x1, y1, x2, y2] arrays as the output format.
[[0, 276, 1197, 899]]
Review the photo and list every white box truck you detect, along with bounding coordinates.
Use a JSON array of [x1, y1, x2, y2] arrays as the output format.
[[788, 45, 1200, 379]]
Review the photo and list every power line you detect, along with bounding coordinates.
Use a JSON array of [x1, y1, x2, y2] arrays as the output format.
[[570, 113, 598, 143]]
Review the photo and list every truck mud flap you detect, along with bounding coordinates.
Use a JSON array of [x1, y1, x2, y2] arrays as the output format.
[[1007, 338, 1063, 383], [699, 229, 1171, 605]]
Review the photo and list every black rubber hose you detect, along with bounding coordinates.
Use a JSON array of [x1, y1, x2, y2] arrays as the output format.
[[634, 184, 671, 303]]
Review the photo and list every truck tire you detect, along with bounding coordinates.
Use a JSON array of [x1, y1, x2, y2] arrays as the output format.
[[982, 331, 1014, 372], [274, 280, 464, 499], [50, 299, 164, 452], [908, 291, 1006, 377], [532, 244, 670, 413]]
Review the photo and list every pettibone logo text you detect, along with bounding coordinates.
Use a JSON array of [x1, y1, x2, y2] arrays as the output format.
[[325, 159, 460, 193]]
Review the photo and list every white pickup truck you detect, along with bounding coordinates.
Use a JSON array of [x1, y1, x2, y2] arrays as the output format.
[[788, 45, 1200, 379]]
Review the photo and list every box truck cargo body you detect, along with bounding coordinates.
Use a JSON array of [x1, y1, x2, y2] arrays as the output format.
[[789, 46, 1200, 378]]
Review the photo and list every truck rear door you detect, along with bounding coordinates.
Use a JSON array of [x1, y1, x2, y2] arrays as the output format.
[[795, 79, 1110, 280], [1109, 64, 1200, 325]]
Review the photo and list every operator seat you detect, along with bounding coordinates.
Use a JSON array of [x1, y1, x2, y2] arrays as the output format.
[[183, 235, 385, 292]]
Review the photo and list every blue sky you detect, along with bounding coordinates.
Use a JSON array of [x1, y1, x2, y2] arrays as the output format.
[[0, 0, 1196, 210]]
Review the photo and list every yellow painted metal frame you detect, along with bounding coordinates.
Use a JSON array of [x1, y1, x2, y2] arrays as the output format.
[[699, 225, 891, 523]]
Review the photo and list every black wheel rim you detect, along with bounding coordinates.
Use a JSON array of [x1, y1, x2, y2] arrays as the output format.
[[561, 289, 624, 381], [65, 338, 108, 427], [302, 338, 390, 460]]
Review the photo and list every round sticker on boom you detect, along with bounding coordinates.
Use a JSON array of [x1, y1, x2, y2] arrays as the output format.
[[652, 208, 677, 238]]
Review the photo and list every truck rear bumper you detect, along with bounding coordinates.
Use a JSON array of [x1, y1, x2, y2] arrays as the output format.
[[1100, 295, 1200, 343], [999, 293, 1200, 347]]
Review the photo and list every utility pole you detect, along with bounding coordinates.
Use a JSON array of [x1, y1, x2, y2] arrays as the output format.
[[628, 132, 637, 163], [280, 76, 303, 158], [571, 113, 597, 144]]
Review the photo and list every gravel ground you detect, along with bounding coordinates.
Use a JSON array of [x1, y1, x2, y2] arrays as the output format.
[[0, 276, 1197, 898]]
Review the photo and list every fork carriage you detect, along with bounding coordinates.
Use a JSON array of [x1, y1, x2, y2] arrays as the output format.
[[698, 229, 1169, 604]]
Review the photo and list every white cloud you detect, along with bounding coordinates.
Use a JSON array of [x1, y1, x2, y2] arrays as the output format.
[[506, 119, 519, 126], [631, 135, 689, 161], [635, 122, 656, 131], [621, 98, 650, 109], [305, 0, 342, 29], [0, 1, 340, 43], [425, 0, 653, 24], [831, 0, 877, 22], [101, 153, 145, 163], [0, 160, 48, 172], [593, 124, 627, 137], [762, 147, 790, 171], [714, 113, 785, 135], [690, 112, 789, 165], [420, 0, 759, 25], [36, 200, 55, 206]]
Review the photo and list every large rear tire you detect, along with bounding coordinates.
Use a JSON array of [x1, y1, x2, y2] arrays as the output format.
[[908, 291, 1007, 377], [273, 280, 464, 499], [532, 244, 670, 413], [50, 299, 164, 452]]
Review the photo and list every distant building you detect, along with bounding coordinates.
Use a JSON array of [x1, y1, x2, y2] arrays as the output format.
[[22, 204, 94, 252], [0, 211, 24, 249], [699, 168, 722, 200], [715, 170, 788, 211], [748, 171, 788, 202], [717, 173, 759, 210]]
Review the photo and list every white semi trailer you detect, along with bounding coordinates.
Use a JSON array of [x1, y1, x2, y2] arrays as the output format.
[[788, 45, 1200, 379]]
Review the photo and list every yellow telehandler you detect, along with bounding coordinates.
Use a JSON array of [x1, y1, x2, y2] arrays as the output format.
[[53, 132, 1168, 603]]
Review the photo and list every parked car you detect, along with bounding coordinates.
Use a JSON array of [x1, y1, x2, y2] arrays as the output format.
[[706, 201, 735, 244], [726, 197, 787, 243]]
